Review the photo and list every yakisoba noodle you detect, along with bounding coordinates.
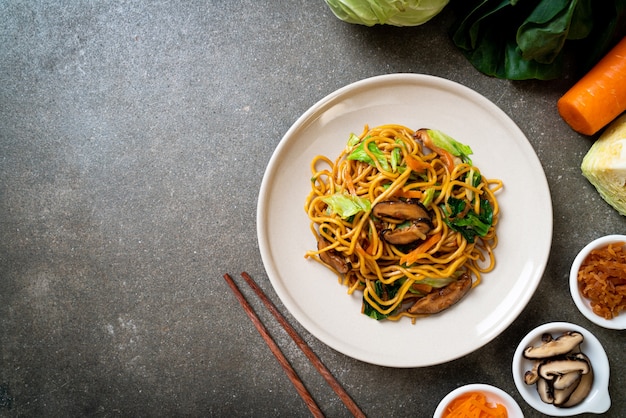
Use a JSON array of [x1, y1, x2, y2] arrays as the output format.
[[304, 124, 502, 322]]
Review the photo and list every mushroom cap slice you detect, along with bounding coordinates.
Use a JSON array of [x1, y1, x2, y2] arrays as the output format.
[[523, 331, 584, 359], [561, 354, 594, 408], [524, 361, 541, 385], [536, 377, 554, 404], [553, 370, 583, 390], [381, 219, 433, 245], [553, 373, 582, 406], [538, 357, 590, 380], [317, 236, 350, 274], [372, 199, 430, 222], [407, 273, 472, 314]]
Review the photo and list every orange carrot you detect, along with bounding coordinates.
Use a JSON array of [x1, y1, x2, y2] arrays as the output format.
[[410, 282, 432, 294], [558, 36, 626, 136], [344, 169, 356, 196], [415, 131, 456, 172], [396, 189, 423, 199], [400, 232, 442, 266], [364, 239, 376, 256], [405, 154, 430, 172], [437, 148, 456, 173], [442, 392, 508, 418]]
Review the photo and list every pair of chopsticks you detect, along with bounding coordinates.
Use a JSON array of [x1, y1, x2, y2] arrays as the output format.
[[223, 272, 366, 418]]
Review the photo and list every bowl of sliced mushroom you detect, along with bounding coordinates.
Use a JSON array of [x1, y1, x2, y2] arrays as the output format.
[[512, 322, 611, 416]]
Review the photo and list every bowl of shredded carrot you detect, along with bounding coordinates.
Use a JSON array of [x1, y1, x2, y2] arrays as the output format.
[[569, 235, 626, 330], [433, 383, 523, 418]]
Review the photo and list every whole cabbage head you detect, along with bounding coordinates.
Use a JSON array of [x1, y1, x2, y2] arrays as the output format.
[[324, 0, 449, 27]]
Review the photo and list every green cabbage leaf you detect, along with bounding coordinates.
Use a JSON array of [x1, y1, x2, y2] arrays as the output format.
[[324, 0, 449, 27], [427, 129, 473, 165], [347, 139, 390, 171], [322, 192, 372, 219], [581, 114, 626, 216]]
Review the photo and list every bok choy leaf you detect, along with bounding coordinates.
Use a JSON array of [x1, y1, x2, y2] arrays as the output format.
[[442, 197, 493, 243], [451, 0, 626, 80]]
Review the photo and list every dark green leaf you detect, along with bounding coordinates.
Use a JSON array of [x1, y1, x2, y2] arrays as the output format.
[[516, 0, 579, 64], [362, 280, 401, 320], [442, 197, 493, 243], [568, 0, 593, 40], [450, 0, 626, 80]]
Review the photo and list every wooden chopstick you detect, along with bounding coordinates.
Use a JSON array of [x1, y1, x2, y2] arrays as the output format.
[[239, 272, 366, 418], [223, 273, 325, 417]]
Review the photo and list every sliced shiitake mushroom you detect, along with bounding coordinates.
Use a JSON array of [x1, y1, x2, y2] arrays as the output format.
[[536, 377, 554, 404], [524, 361, 541, 385], [523, 331, 584, 359], [373, 199, 434, 245], [317, 236, 349, 274], [538, 357, 590, 381], [561, 355, 594, 408], [372, 198, 429, 222], [407, 273, 472, 314], [553, 374, 582, 406], [380, 219, 433, 245], [522, 332, 595, 409], [553, 371, 583, 391]]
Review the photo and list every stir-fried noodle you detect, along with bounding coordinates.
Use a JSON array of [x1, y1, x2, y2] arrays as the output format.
[[304, 124, 502, 321]]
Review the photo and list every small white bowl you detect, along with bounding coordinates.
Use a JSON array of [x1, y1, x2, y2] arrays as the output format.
[[512, 322, 611, 416], [433, 383, 524, 418], [569, 234, 626, 330]]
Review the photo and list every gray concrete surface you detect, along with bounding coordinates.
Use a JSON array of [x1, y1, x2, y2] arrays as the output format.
[[1, 1, 624, 417]]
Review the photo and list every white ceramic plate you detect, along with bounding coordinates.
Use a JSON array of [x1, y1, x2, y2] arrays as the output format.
[[512, 322, 611, 416], [433, 384, 524, 418], [257, 74, 552, 367]]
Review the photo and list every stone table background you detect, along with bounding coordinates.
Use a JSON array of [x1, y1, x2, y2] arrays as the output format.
[[1, 1, 624, 417]]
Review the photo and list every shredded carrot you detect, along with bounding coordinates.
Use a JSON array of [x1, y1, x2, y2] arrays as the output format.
[[437, 148, 456, 173], [416, 130, 456, 172], [344, 169, 356, 196], [405, 154, 431, 172], [577, 242, 626, 319], [364, 239, 376, 256], [442, 392, 508, 418], [396, 189, 423, 199], [400, 232, 442, 265], [557, 36, 626, 135], [410, 282, 433, 294], [356, 245, 368, 258]]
